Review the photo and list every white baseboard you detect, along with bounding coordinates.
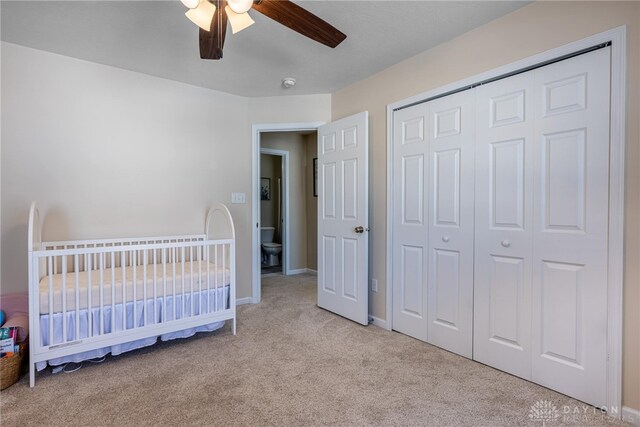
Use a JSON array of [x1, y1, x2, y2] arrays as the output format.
[[236, 297, 253, 306], [287, 268, 317, 275], [368, 315, 388, 329], [623, 406, 640, 426]]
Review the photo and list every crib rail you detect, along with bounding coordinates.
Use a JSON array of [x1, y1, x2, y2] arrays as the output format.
[[27, 202, 236, 387], [38, 236, 220, 277]]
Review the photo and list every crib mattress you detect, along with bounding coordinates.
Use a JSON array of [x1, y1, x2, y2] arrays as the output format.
[[38, 261, 230, 314]]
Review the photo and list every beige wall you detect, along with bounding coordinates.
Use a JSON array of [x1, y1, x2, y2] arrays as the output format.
[[261, 132, 316, 271], [0, 42, 331, 303], [305, 133, 318, 271], [331, 1, 640, 410]]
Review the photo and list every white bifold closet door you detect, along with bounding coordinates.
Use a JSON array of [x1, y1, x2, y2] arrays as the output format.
[[391, 46, 611, 407], [473, 47, 611, 407], [392, 91, 475, 358]]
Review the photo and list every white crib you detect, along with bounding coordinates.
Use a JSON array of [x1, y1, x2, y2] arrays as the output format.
[[27, 202, 236, 387]]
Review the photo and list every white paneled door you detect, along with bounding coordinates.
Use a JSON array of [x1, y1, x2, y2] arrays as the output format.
[[317, 112, 369, 325], [530, 48, 610, 406], [473, 71, 536, 379], [474, 47, 610, 407], [392, 90, 475, 357], [392, 102, 430, 341], [426, 91, 475, 358]]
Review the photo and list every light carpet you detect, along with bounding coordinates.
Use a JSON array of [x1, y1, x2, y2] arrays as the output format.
[[0, 273, 625, 426]]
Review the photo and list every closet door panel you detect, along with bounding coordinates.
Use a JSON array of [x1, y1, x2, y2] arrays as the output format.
[[392, 103, 430, 341], [531, 47, 610, 407], [490, 138, 525, 229], [473, 73, 535, 379], [488, 255, 525, 348], [427, 91, 475, 358]]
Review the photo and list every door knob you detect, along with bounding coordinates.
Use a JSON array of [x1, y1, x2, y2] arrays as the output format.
[[355, 226, 365, 234], [501, 240, 511, 248], [442, 236, 450, 243]]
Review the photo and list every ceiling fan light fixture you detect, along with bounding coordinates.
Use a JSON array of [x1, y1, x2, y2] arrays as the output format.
[[185, 0, 217, 31], [225, 6, 255, 34], [180, 0, 199, 9], [227, 0, 253, 14]]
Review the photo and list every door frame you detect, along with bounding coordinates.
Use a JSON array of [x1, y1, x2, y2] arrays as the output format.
[[385, 26, 626, 414], [259, 148, 290, 276], [252, 122, 325, 304]]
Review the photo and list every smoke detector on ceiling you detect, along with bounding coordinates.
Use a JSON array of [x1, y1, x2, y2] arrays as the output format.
[[282, 77, 296, 89]]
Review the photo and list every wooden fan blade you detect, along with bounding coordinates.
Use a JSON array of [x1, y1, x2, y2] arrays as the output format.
[[252, 0, 346, 48], [200, 0, 228, 60]]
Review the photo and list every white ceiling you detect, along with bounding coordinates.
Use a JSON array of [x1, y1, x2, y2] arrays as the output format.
[[1, 1, 529, 97]]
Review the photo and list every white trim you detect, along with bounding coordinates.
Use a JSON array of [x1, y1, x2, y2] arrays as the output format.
[[605, 27, 626, 417], [622, 407, 640, 427], [369, 315, 387, 329], [287, 268, 311, 275], [252, 122, 325, 305], [260, 147, 290, 276], [236, 297, 253, 306], [287, 268, 317, 275], [386, 26, 626, 415], [385, 104, 394, 332]]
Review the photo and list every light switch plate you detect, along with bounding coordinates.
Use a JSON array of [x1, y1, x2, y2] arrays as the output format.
[[231, 193, 246, 204]]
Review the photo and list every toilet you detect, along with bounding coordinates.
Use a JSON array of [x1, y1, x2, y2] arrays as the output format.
[[260, 227, 282, 267]]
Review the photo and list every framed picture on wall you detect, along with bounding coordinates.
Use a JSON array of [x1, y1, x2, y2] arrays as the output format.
[[313, 158, 318, 197], [260, 178, 271, 201]]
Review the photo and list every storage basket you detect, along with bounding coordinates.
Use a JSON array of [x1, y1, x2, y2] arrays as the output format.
[[0, 343, 26, 390]]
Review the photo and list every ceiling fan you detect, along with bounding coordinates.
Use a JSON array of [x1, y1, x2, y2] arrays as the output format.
[[181, 0, 347, 60]]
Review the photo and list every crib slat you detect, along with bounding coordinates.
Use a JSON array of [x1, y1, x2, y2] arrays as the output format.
[[62, 256, 67, 343], [143, 250, 148, 327], [172, 247, 176, 322], [222, 245, 226, 312], [87, 254, 93, 338], [111, 252, 116, 334], [121, 251, 126, 331], [99, 253, 104, 336], [181, 247, 185, 319], [133, 251, 137, 329], [75, 254, 80, 341], [162, 248, 167, 323], [206, 246, 211, 314], [214, 244, 219, 311], [153, 249, 157, 326], [48, 256, 54, 345], [190, 246, 194, 317], [198, 246, 203, 315]]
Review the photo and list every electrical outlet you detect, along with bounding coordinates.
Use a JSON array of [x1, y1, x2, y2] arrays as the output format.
[[231, 193, 246, 204], [371, 278, 378, 293]]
